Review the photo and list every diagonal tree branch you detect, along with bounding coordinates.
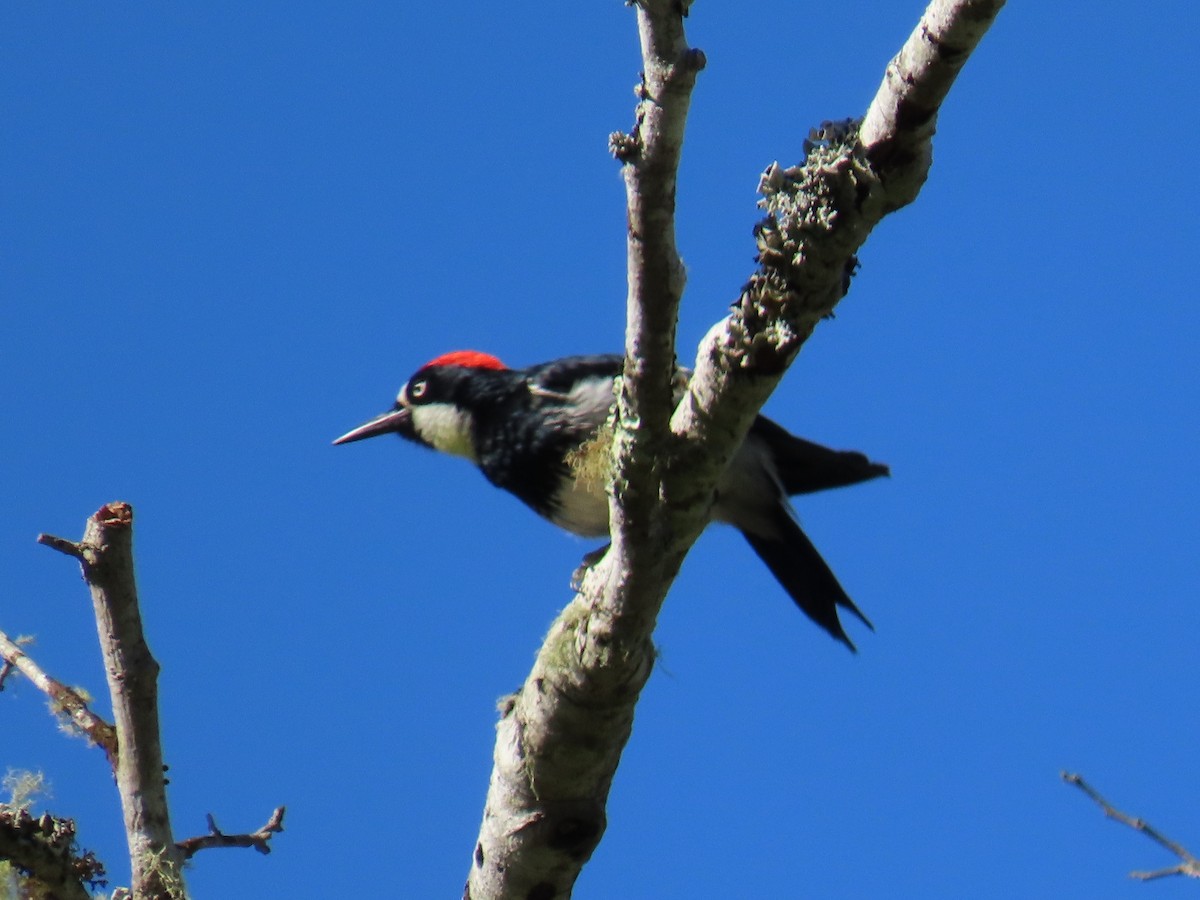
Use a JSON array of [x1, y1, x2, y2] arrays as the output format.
[[677, 0, 1007, 469], [861, 0, 1006, 209], [0, 629, 118, 764], [1063, 772, 1200, 882], [467, 2, 1005, 897]]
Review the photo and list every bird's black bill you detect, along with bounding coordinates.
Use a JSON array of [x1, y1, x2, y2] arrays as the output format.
[[332, 407, 412, 445]]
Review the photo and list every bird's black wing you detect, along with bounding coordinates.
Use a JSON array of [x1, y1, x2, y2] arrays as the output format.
[[527, 356, 889, 497], [526, 355, 624, 395]]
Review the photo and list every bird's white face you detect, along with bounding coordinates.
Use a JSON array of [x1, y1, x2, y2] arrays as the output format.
[[399, 381, 478, 462]]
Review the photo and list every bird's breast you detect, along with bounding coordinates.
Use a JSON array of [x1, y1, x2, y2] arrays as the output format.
[[548, 426, 613, 537], [548, 477, 611, 537]]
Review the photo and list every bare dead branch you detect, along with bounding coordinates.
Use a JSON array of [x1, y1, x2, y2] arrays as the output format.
[[619, 3, 705, 440], [0, 805, 106, 900], [0, 647, 17, 691], [861, 0, 1007, 211], [0, 629, 118, 763], [1062, 772, 1200, 882], [466, 4, 704, 896], [467, 2, 1005, 896], [36, 532, 89, 562], [24, 504, 289, 895], [46, 502, 187, 898], [612, 1, 710, 619], [176, 807, 286, 860], [678, 0, 1007, 442]]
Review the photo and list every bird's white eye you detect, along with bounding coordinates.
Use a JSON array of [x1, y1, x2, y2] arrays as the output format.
[[409, 379, 428, 402]]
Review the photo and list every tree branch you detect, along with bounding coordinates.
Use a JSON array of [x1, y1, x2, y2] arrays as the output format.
[[618, 2, 705, 449], [466, 2, 1005, 896], [678, 0, 1007, 456], [0, 806, 106, 900], [467, 6, 704, 897], [36, 532, 89, 562], [861, 0, 1007, 210], [44, 503, 187, 899], [1062, 772, 1200, 882], [611, 2, 709, 627], [176, 808, 287, 860], [0, 629, 118, 763]]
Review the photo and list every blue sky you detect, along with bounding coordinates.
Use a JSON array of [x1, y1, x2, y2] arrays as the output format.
[[5, 3, 1199, 897]]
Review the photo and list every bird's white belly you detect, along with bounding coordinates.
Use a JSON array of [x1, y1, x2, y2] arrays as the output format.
[[549, 419, 615, 537], [550, 478, 611, 537]]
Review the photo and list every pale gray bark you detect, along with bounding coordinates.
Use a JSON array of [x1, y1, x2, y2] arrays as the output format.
[[0, 630, 118, 762], [42, 503, 187, 899], [466, 1, 1006, 898], [5, 504, 286, 898], [1063, 773, 1200, 882]]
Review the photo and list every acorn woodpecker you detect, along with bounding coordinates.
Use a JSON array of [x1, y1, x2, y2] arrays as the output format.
[[334, 351, 888, 650]]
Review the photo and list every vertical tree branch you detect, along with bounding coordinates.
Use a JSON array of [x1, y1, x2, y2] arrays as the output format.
[[619, 1, 702, 423], [21, 508, 286, 896], [48, 503, 186, 899], [610, 1, 708, 624], [468, 8, 705, 898]]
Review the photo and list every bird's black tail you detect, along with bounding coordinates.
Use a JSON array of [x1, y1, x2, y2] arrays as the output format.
[[750, 417, 889, 496], [740, 504, 873, 652]]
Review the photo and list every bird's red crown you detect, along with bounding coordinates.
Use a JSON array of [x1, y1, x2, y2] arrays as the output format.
[[423, 350, 507, 371]]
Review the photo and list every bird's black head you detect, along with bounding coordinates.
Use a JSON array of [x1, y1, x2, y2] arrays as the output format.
[[333, 350, 510, 461]]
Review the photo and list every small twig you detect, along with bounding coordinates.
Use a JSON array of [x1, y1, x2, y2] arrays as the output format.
[[36, 533, 88, 562], [0, 629, 118, 764], [1062, 771, 1200, 881], [176, 807, 286, 860]]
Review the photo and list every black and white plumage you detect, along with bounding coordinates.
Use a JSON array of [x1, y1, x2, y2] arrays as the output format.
[[334, 351, 888, 650]]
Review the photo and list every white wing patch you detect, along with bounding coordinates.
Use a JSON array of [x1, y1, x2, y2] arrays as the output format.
[[566, 376, 618, 420], [529, 374, 616, 427]]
